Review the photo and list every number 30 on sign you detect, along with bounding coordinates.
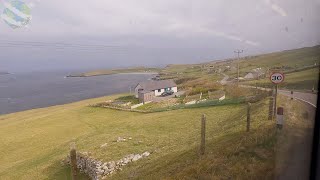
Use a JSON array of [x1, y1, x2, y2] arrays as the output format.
[[270, 72, 285, 84]]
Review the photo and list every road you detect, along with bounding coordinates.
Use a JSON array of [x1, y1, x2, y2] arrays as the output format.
[[220, 73, 230, 85], [238, 84, 318, 179], [239, 84, 318, 108], [223, 77, 318, 179], [278, 90, 318, 107]]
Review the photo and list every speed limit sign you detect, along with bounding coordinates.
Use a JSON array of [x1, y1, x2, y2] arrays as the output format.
[[270, 72, 285, 84]]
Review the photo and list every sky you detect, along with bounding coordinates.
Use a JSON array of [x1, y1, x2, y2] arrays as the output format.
[[0, 0, 319, 72]]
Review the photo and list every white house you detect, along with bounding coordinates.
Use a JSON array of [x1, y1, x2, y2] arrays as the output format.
[[134, 80, 178, 98]]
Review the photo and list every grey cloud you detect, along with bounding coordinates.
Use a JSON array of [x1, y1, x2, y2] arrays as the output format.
[[0, 0, 319, 72]]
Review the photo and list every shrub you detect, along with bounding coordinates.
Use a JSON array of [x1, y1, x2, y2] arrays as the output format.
[[225, 85, 252, 98]]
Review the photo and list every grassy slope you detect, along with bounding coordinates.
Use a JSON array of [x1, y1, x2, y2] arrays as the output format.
[[225, 45, 320, 78], [159, 46, 320, 92], [0, 93, 278, 180], [242, 67, 320, 90], [0, 93, 311, 180]]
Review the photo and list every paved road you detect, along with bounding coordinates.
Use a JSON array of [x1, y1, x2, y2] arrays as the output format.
[[278, 90, 318, 107], [239, 84, 318, 108], [220, 73, 230, 85]]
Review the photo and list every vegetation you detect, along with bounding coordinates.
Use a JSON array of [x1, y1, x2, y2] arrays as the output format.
[[225, 45, 320, 78], [115, 95, 139, 104], [157, 46, 320, 92], [0, 46, 318, 179], [242, 67, 319, 91], [1, 91, 307, 179]]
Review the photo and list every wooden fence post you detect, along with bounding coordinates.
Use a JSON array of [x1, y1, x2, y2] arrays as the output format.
[[70, 142, 78, 180], [247, 103, 251, 132], [268, 97, 274, 120], [200, 114, 206, 155]]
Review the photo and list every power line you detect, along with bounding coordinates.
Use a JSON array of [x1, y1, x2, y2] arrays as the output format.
[[234, 49, 243, 84]]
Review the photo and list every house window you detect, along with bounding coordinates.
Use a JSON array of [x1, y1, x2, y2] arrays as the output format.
[[158, 89, 161, 92]]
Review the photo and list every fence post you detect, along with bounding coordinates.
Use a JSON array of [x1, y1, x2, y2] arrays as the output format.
[[70, 142, 78, 180], [291, 91, 293, 100], [247, 103, 251, 132], [276, 107, 284, 130], [268, 97, 274, 120], [200, 114, 206, 155]]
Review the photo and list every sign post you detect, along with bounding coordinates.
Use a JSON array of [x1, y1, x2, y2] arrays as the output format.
[[270, 72, 285, 118]]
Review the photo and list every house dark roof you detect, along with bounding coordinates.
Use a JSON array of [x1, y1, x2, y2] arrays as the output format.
[[136, 80, 177, 91]]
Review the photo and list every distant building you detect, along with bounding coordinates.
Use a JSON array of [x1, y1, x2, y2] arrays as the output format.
[[244, 68, 265, 80], [135, 80, 178, 103]]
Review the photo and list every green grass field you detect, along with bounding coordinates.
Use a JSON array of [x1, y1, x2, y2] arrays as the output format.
[[0, 92, 311, 180], [0, 93, 280, 180]]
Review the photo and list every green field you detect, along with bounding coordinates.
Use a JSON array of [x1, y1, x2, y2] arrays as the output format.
[[0, 93, 281, 180], [0, 92, 312, 179]]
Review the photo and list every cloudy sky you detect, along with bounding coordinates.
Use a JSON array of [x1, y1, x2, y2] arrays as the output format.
[[0, 0, 319, 72]]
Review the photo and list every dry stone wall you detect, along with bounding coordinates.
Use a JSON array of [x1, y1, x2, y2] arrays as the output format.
[[64, 151, 150, 180]]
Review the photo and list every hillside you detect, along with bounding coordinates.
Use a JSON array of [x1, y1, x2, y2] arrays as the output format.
[[0, 92, 313, 179], [0, 45, 318, 179], [159, 45, 320, 92]]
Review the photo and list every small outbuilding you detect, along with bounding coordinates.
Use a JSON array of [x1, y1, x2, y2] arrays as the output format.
[[138, 91, 154, 104]]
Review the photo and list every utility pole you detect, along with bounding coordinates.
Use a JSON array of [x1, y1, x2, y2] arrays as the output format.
[[234, 50, 244, 84]]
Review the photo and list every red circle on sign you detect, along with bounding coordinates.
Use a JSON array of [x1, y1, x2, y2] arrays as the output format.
[[270, 72, 285, 84]]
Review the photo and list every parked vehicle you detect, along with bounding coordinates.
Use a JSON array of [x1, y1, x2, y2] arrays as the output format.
[[161, 90, 174, 96]]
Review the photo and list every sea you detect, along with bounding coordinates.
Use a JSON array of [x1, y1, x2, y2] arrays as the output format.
[[0, 71, 155, 115]]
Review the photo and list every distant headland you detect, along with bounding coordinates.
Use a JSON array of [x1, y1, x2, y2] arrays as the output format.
[[67, 67, 160, 77]]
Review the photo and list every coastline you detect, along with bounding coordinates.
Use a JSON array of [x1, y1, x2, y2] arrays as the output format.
[[0, 72, 155, 115], [0, 93, 125, 117], [67, 72, 158, 77], [66, 67, 160, 77]]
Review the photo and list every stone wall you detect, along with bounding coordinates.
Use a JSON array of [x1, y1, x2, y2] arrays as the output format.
[[64, 151, 150, 180]]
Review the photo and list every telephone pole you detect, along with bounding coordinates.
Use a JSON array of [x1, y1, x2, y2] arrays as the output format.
[[234, 50, 244, 84]]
